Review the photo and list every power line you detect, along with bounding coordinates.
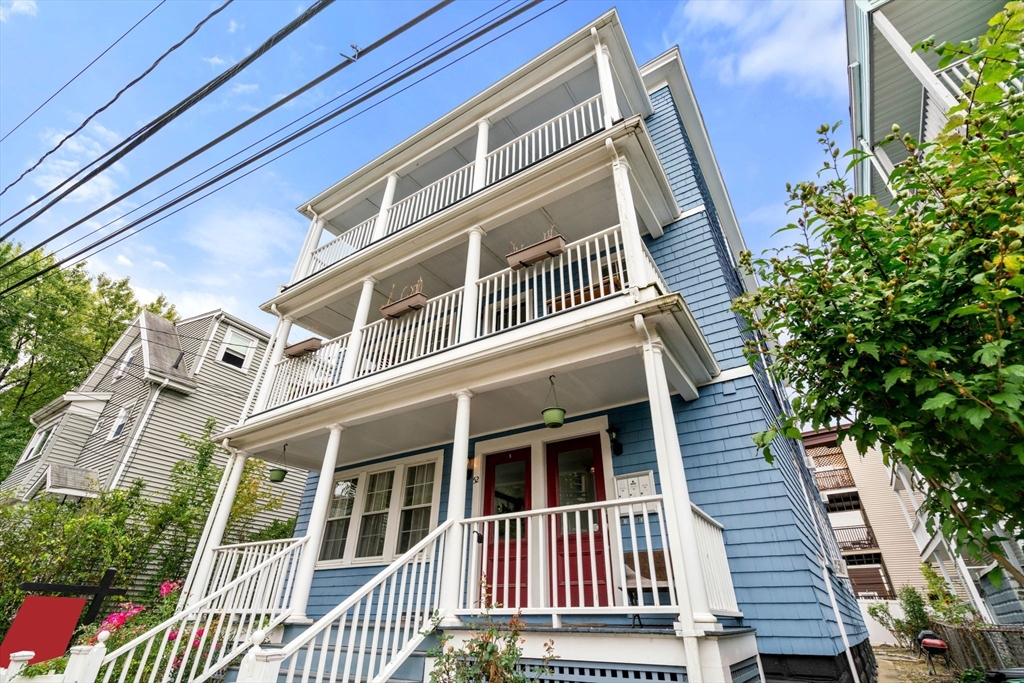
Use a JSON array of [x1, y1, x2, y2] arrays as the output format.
[[0, 0, 558, 298], [0, 0, 337, 239], [0, 0, 229, 198], [0, 1, 165, 145]]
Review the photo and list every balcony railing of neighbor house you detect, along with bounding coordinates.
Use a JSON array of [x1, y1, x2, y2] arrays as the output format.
[[386, 163, 477, 236], [456, 496, 681, 616], [266, 333, 350, 408], [814, 468, 855, 491], [692, 504, 741, 615], [834, 525, 879, 552], [240, 521, 452, 683], [309, 216, 378, 275], [484, 94, 605, 185], [97, 536, 307, 683], [476, 226, 628, 337]]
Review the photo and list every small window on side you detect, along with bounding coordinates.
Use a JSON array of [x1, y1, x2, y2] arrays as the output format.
[[114, 346, 139, 382], [108, 406, 131, 440], [18, 426, 55, 465], [219, 330, 254, 370]]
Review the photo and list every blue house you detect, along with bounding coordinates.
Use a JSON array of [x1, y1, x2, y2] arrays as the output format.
[[90, 11, 872, 683]]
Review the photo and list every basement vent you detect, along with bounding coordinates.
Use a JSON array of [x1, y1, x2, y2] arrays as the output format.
[[730, 656, 763, 683], [520, 659, 687, 682]]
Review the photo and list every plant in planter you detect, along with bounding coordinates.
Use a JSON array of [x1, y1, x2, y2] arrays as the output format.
[[541, 375, 565, 428], [381, 278, 428, 319], [506, 228, 566, 270]]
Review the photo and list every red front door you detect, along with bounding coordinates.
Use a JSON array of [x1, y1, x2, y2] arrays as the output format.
[[482, 448, 531, 609], [546, 434, 610, 607]]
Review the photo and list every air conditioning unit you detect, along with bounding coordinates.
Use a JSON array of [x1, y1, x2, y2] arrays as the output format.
[[819, 491, 830, 504], [804, 456, 816, 470], [833, 558, 849, 578]]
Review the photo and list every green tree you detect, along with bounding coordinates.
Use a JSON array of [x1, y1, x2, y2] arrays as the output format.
[[733, 3, 1024, 585]]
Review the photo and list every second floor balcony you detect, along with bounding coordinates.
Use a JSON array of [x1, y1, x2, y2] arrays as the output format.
[[815, 467, 855, 492], [834, 525, 879, 553]]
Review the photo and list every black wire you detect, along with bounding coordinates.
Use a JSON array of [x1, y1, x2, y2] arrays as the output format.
[[0, 0, 556, 299], [0, 0, 230, 198], [0, 1, 165, 145], [0, 0, 337, 238], [0, 0, 509, 285]]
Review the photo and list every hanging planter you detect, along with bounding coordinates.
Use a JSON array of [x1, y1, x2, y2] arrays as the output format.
[[381, 278, 427, 319], [269, 443, 288, 483], [506, 229, 566, 271], [542, 375, 566, 428]]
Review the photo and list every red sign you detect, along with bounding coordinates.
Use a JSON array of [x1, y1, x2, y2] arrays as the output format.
[[0, 596, 86, 665]]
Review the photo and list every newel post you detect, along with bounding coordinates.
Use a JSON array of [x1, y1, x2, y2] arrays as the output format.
[[62, 631, 108, 683], [3, 652, 33, 682]]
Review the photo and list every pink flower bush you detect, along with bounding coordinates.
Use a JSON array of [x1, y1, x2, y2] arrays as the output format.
[[159, 580, 182, 597], [100, 603, 146, 631]]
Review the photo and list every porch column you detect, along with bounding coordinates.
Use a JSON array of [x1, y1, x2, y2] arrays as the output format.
[[458, 227, 484, 343], [609, 143, 651, 289], [289, 424, 344, 623], [292, 213, 326, 283], [438, 389, 473, 626], [253, 315, 294, 412], [185, 450, 248, 607], [371, 172, 400, 241], [472, 120, 490, 192], [636, 315, 716, 629], [339, 276, 378, 382], [591, 27, 622, 127], [872, 10, 958, 113]]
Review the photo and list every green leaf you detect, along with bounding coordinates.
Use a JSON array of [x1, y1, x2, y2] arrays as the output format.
[[884, 367, 912, 391], [856, 342, 880, 360], [974, 84, 1004, 102], [922, 393, 958, 410], [964, 406, 991, 429]]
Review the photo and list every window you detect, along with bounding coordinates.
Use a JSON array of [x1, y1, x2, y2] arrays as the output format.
[[18, 425, 55, 465], [397, 462, 436, 553], [356, 470, 395, 558], [320, 479, 357, 561], [107, 405, 131, 440], [217, 329, 255, 371], [113, 346, 140, 382]]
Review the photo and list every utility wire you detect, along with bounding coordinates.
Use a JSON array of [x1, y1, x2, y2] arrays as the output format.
[[0, 0, 509, 285], [0, 0, 454, 272], [0, 0, 230, 198], [0, 1, 165, 145], [0, 0, 556, 298], [0, 0, 336, 239]]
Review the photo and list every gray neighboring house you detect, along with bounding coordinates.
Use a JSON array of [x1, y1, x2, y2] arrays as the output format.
[[1, 309, 306, 528]]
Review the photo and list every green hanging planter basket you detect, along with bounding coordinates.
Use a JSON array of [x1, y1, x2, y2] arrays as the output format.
[[542, 407, 566, 428], [268, 468, 287, 483]]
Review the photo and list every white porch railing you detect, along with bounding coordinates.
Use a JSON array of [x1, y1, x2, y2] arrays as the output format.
[[691, 505, 740, 615], [240, 521, 452, 683], [935, 56, 1023, 103], [484, 94, 604, 185], [457, 496, 680, 616], [354, 288, 464, 378], [308, 216, 377, 277], [386, 163, 476, 236], [266, 334, 349, 409], [475, 225, 629, 337], [97, 536, 306, 683], [640, 239, 671, 294]]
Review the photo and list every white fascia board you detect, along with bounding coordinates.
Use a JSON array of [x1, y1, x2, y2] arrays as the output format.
[[639, 48, 758, 296], [298, 9, 650, 220], [175, 309, 270, 341]]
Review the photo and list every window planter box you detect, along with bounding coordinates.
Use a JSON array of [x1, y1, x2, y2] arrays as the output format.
[[506, 234, 566, 270], [380, 292, 428, 319], [284, 337, 322, 358]]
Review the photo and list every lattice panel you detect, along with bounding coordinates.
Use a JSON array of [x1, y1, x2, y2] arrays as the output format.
[[806, 444, 849, 469], [520, 659, 688, 682]]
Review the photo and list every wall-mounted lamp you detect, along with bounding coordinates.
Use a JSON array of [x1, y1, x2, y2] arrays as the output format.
[[466, 452, 476, 480], [606, 424, 623, 456]]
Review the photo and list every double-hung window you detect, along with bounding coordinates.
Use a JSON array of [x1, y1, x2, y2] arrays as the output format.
[[217, 329, 256, 371], [320, 479, 357, 561]]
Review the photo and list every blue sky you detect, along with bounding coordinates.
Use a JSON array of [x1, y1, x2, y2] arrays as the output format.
[[0, 0, 848, 334]]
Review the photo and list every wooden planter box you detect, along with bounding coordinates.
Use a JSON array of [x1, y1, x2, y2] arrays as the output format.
[[506, 234, 566, 270], [284, 337, 322, 358], [381, 292, 427, 319]]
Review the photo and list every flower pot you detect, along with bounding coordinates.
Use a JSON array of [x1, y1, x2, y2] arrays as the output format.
[[380, 292, 428, 319], [268, 468, 287, 483], [506, 234, 567, 270], [542, 407, 565, 428]]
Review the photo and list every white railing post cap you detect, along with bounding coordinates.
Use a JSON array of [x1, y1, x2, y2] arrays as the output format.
[[250, 630, 267, 646], [8, 652, 34, 664]]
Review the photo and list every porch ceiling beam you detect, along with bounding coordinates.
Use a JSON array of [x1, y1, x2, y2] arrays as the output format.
[[660, 344, 699, 401]]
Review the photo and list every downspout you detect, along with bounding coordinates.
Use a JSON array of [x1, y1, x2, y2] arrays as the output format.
[[109, 378, 169, 489]]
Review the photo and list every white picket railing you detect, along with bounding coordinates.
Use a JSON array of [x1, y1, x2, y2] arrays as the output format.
[[354, 289, 463, 378], [935, 56, 1023, 102], [242, 521, 452, 683], [308, 216, 378, 276], [386, 163, 476, 236], [475, 226, 628, 338], [640, 239, 671, 294], [485, 94, 604, 185], [457, 496, 679, 616], [691, 505, 740, 615], [266, 334, 349, 409], [97, 537, 307, 683], [205, 538, 308, 596]]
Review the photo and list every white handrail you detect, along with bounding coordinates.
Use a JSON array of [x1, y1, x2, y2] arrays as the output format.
[[98, 536, 307, 683], [640, 239, 670, 294], [249, 521, 453, 683], [308, 216, 378, 276], [266, 333, 349, 409], [386, 163, 475, 235], [691, 507, 740, 615]]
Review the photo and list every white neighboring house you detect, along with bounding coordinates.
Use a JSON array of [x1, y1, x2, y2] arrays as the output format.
[[1, 309, 306, 528]]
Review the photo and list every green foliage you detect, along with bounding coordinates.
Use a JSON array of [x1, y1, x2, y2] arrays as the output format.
[[733, 2, 1024, 585], [0, 243, 178, 481], [867, 585, 932, 647], [921, 563, 976, 624], [428, 613, 554, 683], [959, 669, 987, 683]]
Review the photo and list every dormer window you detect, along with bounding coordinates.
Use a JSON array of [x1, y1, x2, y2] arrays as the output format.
[[217, 329, 256, 371], [18, 425, 56, 465], [114, 345, 140, 382]]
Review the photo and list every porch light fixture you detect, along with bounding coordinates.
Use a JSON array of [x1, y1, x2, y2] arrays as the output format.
[[542, 375, 566, 428], [268, 443, 288, 483], [606, 424, 623, 456]]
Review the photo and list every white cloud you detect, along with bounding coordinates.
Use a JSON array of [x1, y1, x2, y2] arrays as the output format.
[[667, 0, 847, 99], [228, 19, 242, 33], [230, 83, 259, 95], [116, 254, 133, 267], [151, 260, 169, 270], [0, 0, 37, 22], [202, 56, 226, 68]]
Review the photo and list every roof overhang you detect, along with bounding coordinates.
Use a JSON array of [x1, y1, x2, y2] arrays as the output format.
[[30, 391, 113, 426]]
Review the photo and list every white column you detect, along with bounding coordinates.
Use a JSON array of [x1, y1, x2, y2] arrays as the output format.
[[186, 450, 248, 607], [289, 424, 344, 623], [292, 215, 326, 282], [472, 119, 490, 191], [872, 10, 958, 112], [253, 315, 294, 412], [609, 143, 651, 289], [339, 277, 378, 382], [459, 228, 484, 343], [371, 172, 400, 241], [591, 28, 621, 127], [438, 389, 473, 625]]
